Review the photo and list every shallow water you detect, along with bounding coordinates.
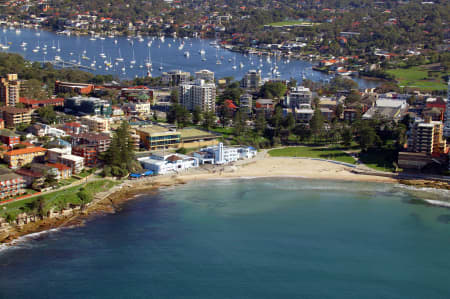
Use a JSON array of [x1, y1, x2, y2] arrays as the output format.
[[0, 178, 449, 298]]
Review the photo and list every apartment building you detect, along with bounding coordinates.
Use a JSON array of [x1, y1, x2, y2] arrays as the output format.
[[0, 107, 33, 128], [284, 86, 312, 108], [81, 116, 111, 132], [240, 70, 261, 89], [407, 118, 447, 156], [3, 147, 47, 169], [195, 69, 215, 82], [0, 168, 26, 200], [0, 74, 20, 106], [136, 125, 181, 150], [162, 70, 191, 86], [179, 79, 216, 112]]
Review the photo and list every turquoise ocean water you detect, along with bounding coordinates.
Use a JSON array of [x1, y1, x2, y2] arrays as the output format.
[[0, 178, 449, 298]]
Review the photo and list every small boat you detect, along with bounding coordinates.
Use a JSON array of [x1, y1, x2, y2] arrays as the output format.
[[184, 51, 190, 57], [115, 49, 124, 62]]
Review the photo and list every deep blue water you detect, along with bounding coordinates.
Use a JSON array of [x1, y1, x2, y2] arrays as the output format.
[[0, 27, 380, 88], [1, 179, 450, 298]]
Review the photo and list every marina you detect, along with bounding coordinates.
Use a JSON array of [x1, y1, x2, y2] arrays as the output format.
[[0, 27, 380, 88]]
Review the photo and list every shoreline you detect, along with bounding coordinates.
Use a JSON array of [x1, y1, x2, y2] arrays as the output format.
[[0, 156, 448, 247]]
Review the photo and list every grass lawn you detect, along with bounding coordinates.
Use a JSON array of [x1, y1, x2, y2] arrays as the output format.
[[268, 146, 356, 164], [386, 66, 448, 91], [0, 180, 117, 219]]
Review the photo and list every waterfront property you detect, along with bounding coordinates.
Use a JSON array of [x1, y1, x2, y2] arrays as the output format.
[[138, 152, 199, 175], [193, 143, 257, 164]]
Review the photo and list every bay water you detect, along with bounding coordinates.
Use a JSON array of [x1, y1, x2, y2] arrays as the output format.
[[1, 178, 450, 298]]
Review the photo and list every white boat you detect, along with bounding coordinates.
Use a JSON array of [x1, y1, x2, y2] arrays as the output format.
[[240, 62, 244, 68], [130, 48, 136, 64], [200, 49, 206, 55], [56, 41, 61, 52], [54, 55, 61, 61], [115, 49, 124, 62], [114, 40, 118, 44], [51, 41, 56, 49], [216, 60, 222, 65], [184, 51, 190, 58]]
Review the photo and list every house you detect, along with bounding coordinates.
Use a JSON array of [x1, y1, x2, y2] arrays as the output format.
[[3, 147, 47, 169], [0, 168, 26, 200], [46, 163, 72, 180]]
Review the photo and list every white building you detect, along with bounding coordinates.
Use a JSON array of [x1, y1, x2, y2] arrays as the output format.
[[179, 79, 216, 112], [195, 69, 215, 82], [42, 125, 67, 137], [138, 153, 199, 175], [59, 154, 84, 174], [123, 102, 151, 116], [194, 143, 257, 164], [47, 147, 72, 163]]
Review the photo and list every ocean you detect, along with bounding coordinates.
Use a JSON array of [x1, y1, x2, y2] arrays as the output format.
[[1, 178, 449, 298], [0, 27, 380, 88]]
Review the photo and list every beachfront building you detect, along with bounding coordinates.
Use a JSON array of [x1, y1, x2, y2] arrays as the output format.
[[195, 70, 215, 82], [194, 143, 257, 165], [0, 74, 20, 107], [135, 125, 181, 150], [0, 168, 26, 200], [406, 118, 447, 156], [138, 152, 199, 175], [3, 147, 47, 169], [179, 79, 216, 112]]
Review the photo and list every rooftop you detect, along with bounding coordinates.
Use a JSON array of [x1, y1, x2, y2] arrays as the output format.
[[0, 129, 19, 137], [4, 147, 47, 156], [136, 125, 180, 136], [178, 128, 218, 139]]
